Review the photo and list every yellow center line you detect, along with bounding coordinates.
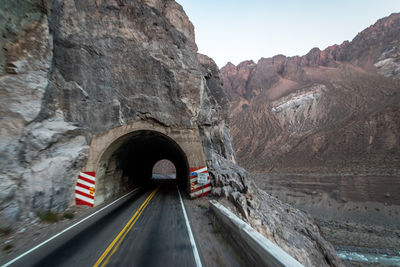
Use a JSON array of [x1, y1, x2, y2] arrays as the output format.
[[93, 187, 159, 267]]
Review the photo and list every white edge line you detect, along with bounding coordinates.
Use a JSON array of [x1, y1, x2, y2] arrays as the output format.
[[176, 186, 202, 267], [1, 188, 141, 267]]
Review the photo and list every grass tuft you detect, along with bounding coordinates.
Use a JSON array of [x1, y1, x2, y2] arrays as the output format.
[[63, 211, 75, 219], [0, 226, 12, 236], [197, 204, 208, 210], [3, 244, 13, 251], [36, 211, 59, 223]]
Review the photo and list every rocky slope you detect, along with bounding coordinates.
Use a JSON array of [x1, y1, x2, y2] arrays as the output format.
[[221, 13, 400, 174], [199, 53, 343, 267], [0, 1, 342, 265], [221, 13, 400, 257]]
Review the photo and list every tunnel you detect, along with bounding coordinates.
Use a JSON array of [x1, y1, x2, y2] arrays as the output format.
[[95, 130, 190, 203]]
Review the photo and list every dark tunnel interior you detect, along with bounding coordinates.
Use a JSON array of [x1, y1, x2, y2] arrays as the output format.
[[112, 130, 189, 191]]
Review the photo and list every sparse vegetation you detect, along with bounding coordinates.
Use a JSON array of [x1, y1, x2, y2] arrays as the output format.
[[0, 226, 12, 236], [212, 226, 221, 235], [36, 211, 59, 223], [3, 244, 13, 252], [63, 210, 75, 219], [197, 204, 208, 210]]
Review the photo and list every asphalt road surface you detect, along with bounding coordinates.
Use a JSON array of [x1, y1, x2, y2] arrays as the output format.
[[6, 182, 200, 267]]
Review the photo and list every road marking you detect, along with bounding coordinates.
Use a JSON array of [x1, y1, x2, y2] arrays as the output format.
[[1, 188, 141, 267], [94, 187, 159, 267], [177, 186, 203, 267]]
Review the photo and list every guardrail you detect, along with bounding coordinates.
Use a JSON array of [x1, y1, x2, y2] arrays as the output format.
[[209, 200, 303, 267]]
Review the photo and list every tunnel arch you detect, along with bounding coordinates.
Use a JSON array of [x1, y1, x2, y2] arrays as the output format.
[[95, 130, 189, 203], [81, 121, 208, 205]]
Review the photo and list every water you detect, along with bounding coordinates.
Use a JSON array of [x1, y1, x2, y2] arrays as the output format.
[[338, 251, 400, 266]]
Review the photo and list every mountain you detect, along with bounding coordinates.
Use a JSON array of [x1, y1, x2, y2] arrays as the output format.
[[0, 1, 343, 265], [221, 13, 400, 174]]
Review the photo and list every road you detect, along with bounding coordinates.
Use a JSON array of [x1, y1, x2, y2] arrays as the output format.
[[5, 182, 200, 267]]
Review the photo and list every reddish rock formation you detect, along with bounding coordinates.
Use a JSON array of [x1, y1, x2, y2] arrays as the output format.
[[221, 13, 400, 174]]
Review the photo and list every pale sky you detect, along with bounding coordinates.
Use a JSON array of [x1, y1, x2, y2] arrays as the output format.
[[176, 0, 400, 68]]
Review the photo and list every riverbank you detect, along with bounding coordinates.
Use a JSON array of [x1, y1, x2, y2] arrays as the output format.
[[251, 172, 400, 266], [337, 249, 400, 266]]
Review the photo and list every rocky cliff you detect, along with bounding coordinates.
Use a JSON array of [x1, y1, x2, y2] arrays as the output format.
[[221, 13, 400, 174], [0, 1, 342, 265]]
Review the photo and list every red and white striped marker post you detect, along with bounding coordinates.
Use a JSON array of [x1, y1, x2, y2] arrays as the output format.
[[189, 166, 211, 198], [75, 172, 96, 207]]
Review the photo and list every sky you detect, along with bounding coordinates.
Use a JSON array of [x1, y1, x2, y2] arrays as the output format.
[[176, 0, 400, 68]]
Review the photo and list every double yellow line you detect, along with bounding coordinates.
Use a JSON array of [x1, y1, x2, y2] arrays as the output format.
[[93, 187, 159, 267]]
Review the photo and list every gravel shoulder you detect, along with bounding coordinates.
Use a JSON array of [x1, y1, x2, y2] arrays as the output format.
[[183, 195, 250, 267]]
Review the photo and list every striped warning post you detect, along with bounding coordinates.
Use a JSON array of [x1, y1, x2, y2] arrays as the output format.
[[189, 166, 211, 198], [76, 172, 95, 207]]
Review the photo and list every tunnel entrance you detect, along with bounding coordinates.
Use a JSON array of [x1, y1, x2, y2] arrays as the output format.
[[95, 130, 189, 204], [82, 121, 209, 205]]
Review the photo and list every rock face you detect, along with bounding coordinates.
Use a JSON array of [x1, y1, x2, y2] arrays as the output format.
[[0, 1, 342, 266], [1, 0, 201, 221], [221, 13, 400, 174], [220, 13, 400, 256], [199, 56, 342, 266]]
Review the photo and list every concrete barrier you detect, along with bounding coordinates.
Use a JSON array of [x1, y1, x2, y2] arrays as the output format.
[[209, 200, 303, 267]]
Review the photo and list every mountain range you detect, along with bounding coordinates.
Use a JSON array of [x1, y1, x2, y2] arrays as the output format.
[[221, 13, 400, 174]]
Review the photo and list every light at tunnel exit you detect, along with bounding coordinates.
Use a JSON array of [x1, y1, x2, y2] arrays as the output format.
[[152, 159, 177, 179]]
